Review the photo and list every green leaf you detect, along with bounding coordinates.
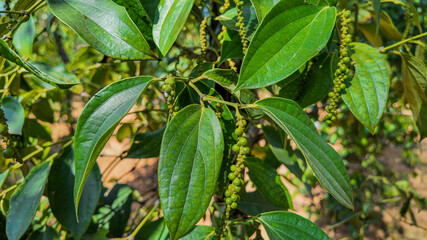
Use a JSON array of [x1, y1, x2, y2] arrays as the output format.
[[47, 0, 157, 60], [235, 0, 336, 90], [0, 39, 79, 88], [1, 96, 25, 135], [405, 2, 422, 33], [47, 147, 101, 240], [153, 0, 195, 55], [202, 68, 238, 91], [74, 76, 154, 214], [341, 42, 389, 133], [12, 0, 37, 10], [262, 125, 305, 180], [12, 16, 36, 57], [134, 218, 169, 240], [218, 5, 259, 40], [100, 184, 132, 237], [278, 52, 335, 108], [373, 0, 380, 34], [258, 211, 330, 240], [0, 169, 10, 189], [250, 0, 280, 21], [181, 225, 216, 240], [219, 30, 244, 65], [126, 127, 165, 159], [254, 97, 353, 209], [238, 191, 283, 216], [400, 53, 427, 139], [27, 227, 60, 240], [6, 161, 51, 240], [158, 105, 224, 240], [23, 119, 52, 142], [245, 157, 293, 209], [111, 0, 156, 49]]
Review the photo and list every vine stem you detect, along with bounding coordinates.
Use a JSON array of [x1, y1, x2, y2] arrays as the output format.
[[202, 95, 239, 109], [0, 10, 23, 15], [128, 205, 159, 239], [380, 32, 427, 53]]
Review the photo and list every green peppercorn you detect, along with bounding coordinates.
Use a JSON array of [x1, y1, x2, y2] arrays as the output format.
[[228, 172, 236, 180], [219, 6, 226, 14], [344, 10, 351, 19], [233, 178, 242, 186], [238, 137, 247, 146], [3, 148, 14, 159], [225, 190, 232, 197], [242, 147, 250, 154], [234, 128, 243, 136], [225, 198, 233, 205], [232, 144, 240, 152], [230, 202, 238, 209], [230, 165, 237, 172]]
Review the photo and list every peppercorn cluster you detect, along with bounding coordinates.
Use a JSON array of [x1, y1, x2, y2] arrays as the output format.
[[199, 17, 208, 60], [0, 109, 21, 162], [325, 10, 352, 125], [219, 115, 248, 239], [233, 0, 248, 54], [161, 76, 178, 117], [219, 0, 231, 14]]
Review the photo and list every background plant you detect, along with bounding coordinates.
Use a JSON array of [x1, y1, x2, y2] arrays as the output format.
[[0, 0, 426, 239]]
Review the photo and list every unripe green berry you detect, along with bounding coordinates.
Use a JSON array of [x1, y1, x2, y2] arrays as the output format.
[[340, 65, 347, 72], [344, 10, 351, 19], [238, 137, 247, 146], [230, 194, 239, 202], [219, 6, 226, 14], [340, 83, 346, 89], [228, 172, 236, 180], [343, 57, 350, 63], [230, 202, 238, 209], [233, 178, 242, 186], [3, 148, 14, 159], [234, 128, 243, 136], [241, 147, 250, 154], [326, 120, 332, 125], [230, 165, 237, 172], [331, 116, 337, 121], [232, 144, 240, 152], [225, 198, 233, 205], [174, 106, 180, 111], [225, 190, 232, 197], [328, 92, 334, 98]]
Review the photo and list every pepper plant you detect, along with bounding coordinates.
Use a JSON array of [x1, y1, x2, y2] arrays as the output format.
[[0, 0, 426, 239]]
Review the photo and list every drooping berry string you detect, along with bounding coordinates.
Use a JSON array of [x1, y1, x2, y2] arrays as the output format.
[[233, 0, 248, 54], [325, 10, 352, 125], [0, 108, 22, 163], [218, 114, 249, 239], [161, 76, 178, 118], [199, 17, 208, 61]]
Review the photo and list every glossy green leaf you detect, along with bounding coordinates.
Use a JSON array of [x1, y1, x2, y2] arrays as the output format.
[[202, 68, 238, 91], [126, 127, 164, 159], [47, 147, 101, 240], [262, 125, 304, 180], [47, 0, 157, 60], [258, 211, 330, 240], [23, 119, 52, 142], [238, 191, 283, 216], [13, 0, 38, 10], [400, 53, 427, 139], [98, 184, 132, 237], [245, 157, 293, 209], [218, 5, 259, 40], [181, 225, 215, 240], [219, 30, 244, 65], [278, 52, 335, 108], [134, 218, 169, 240], [158, 105, 224, 240], [13, 16, 36, 57], [153, 0, 195, 55], [251, 0, 279, 21], [1, 96, 25, 135], [6, 161, 51, 240], [341, 42, 389, 133], [379, 11, 401, 41], [74, 76, 154, 213], [0, 169, 10, 189], [235, 0, 336, 90], [27, 227, 60, 240], [254, 97, 353, 209], [31, 97, 54, 123], [0, 39, 78, 88], [112, 0, 156, 49]]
